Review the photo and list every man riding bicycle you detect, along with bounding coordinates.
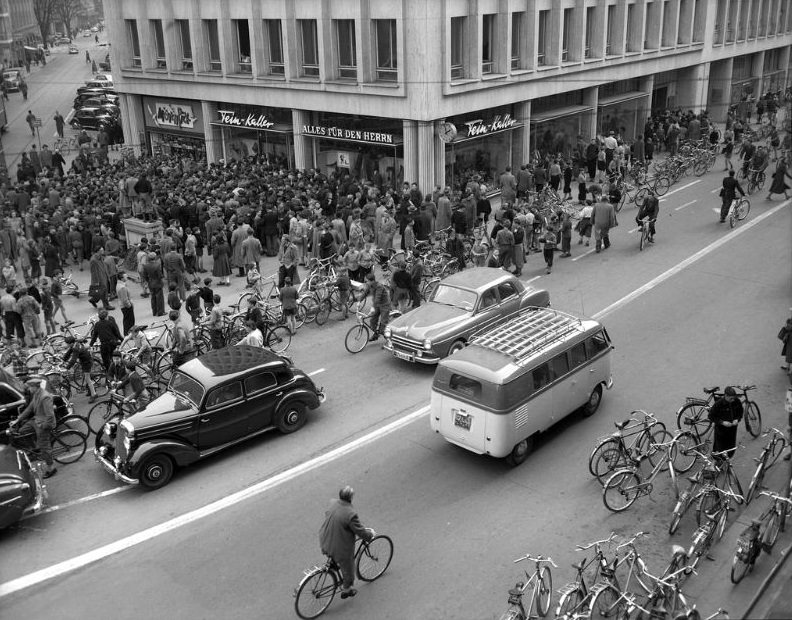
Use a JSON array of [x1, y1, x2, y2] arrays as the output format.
[[635, 189, 659, 243], [748, 146, 769, 184]]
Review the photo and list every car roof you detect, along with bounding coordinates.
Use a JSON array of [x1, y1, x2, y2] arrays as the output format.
[[179, 345, 286, 388], [439, 267, 520, 295]]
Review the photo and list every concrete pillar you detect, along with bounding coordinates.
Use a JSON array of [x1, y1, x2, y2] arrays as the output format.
[[707, 58, 734, 123], [202, 101, 220, 163], [402, 120, 419, 186], [121, 94, 145, 156], [515, 100, 531, 166], [435, 121, 447, 190], [416, 121, 435, 196], [678, 63, 707, 112], [292, 109, 312, 171], [753, 51, 766, 96], [583, 86, 598, 139], [639, 75, 655, 128]]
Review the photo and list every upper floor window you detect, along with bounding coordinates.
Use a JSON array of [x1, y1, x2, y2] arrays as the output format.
[[176, 20, 192, 70], [537, 10, 549, 65], [606, 5, 616, 55], [726, 0, 737, 41], [511, 12, 524, 69], [299, 19, 319, 77], [692, 0, 704, 42], [626, 4, 638, 52], [234, 20, 252, 73], [450, 16, 465, 79], [265, 19, 284, 75], [204, 19, 221, 71], [335, 19, 357, 79], [585, 7, 595, 58], [662, 0, 675, 46], [126, 19, 141, 67], [738, 0, 749, 39], [714, 0, 726, 43], [562, 8, 572, 61], [758, 0, 769, 36], [151, 20, 166, 68], [374, 19, 397, 81], [482, 13, 495, 74]]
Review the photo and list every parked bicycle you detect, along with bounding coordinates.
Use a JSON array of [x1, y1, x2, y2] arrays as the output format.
[[497, 554, 556, 620], [293, 533, 393, 619], [745, 427, 788, 504], [686, 487, 744, 572], [676, 384, 761, 442], [555, 533, 618, 618], [731, 490, 792, 584]]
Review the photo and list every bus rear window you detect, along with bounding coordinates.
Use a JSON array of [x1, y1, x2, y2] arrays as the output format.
[[449, 374, 482, 398]]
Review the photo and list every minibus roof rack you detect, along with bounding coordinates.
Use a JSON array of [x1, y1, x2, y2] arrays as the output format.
[[470, 307, 585, 366]]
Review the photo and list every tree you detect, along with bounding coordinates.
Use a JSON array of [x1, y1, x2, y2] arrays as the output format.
[[33, 0, 58, 48], [56, 0, 82, 42]]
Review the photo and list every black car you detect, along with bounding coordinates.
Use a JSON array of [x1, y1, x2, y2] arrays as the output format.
[[70, 107, 115, 130], [76, 99, 119, 116], [0, 445, 46, 529], [74, 89, 118, 107], [95, 346, 325, 489]]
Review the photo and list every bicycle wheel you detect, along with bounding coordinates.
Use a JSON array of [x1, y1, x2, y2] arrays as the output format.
[[295, 303, 308, 329], [588, 584, 623, 620], [731, 546, 752, 584], [294, 567, 338, 619], [675, 402, 712, 442], [314, 299, 331, 326], [644, 427, 672, 469], [737, 198, 751, 220], [588, 438, 628, 481], [90, 357, 109, 397], [669, 490, 692, 535], [300, 296, 320, 324], [635, 187, 649, 208], [694, 160, 709, 177], [51, 430, 86, 464], [745, 460, 766, 505], [59, 414, 89, 438], [673, 431, 700, 473], [355, 535, 394, 581], [747, 178, 758, 195], [265, 325, 292, 354], [87, 399, 115, 435], [536, 566, 553, 617], [344, 324, 370, 354], [654, 176, 671, 195], [744, 401, 761, 438], [603, 469, 641, 512]]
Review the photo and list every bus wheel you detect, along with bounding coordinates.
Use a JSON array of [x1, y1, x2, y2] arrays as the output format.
[[582, 385, 603, 417], [505, 435, 535, 467]]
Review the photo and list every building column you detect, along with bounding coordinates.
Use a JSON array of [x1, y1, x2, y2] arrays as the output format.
[[678, 63, 708, 112], [583, 86, 598, 139], [515, 100, 531, 166], [434, 121, 446, 189], [402, 120, 419, 187], [202, 101, 220, 163], [707, 58, 734, 123], [121, 94, 145, 155], [291, 109, 312, 171], [753, 51, 766, 96], [416, 121, 435, 195]]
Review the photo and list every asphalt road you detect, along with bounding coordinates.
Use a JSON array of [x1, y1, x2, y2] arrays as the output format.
[[0, 56, 790, 618]]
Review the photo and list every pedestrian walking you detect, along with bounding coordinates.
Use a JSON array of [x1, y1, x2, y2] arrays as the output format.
[[25, 110, 36, 136], [116, 272, 135, 335], [19, 80, 27, 100], [767, 158, 791, 201], [85, 50, 90, 64], [53, 111, 65, 138], [541, 225, 557, 274], [719, 170, 745, 223], [143, 252, 165, 316], [591, 196, 617, 252], [778, 311, 792, 374], [89, 309, 122, 371]]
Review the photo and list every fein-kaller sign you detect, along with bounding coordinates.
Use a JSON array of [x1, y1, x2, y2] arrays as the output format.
[[302, 125, 395, 144], [218, 110, 275, 129], [464, 114, 518, 137]]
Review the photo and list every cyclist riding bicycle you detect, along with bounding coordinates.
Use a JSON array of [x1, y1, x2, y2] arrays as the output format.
[[748, 147, 769, 183], [635, 189, 659, 243]]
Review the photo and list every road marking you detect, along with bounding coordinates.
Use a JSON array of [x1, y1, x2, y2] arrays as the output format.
[[571, 247, 596, 262], [593, 199, 789, 320], [0, 405, 430, 598], [525, 275, 542, 284], [308, 368, 325, 376], [3, 198, 788, 598], [675, 200, 697, 211], [710, 188, 721, 193], [661, 180, 701, 198], [27, 486, 132, 518]]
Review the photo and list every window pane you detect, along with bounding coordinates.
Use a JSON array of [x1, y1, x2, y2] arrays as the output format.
[[336, 19, 356, 78], [538, 10, 548, 64], [532, 363, 551, 391], [569, 342, 587, 369], [606, 5, 615, 54], [585, 7, 595, 57], [299, 19, 319, 75], [375, 19, 397, 80], [127, 20, 140, 56], [178, 20, 192, 59], [206, 383, 243, 408], [236, 20, 251, 72], [511, 12, 522, 68], [205, 19, 221, 70], [244, 372, 276, 394], [267, 20, 283, 64], [482, 13, 494, 72], [562, 8, 572, 61], [152, 20, 165, 58], [451, 16, 464, 78], [450, 374, 481, 398]]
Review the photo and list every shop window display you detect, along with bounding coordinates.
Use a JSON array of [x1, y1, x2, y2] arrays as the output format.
[[445, 131, 511, 193]]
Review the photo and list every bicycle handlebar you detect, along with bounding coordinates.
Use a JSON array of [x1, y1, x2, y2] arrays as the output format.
[[759, 491, 792, 505], [616, 532, 648, 550], [576, 532, 617, 551], [513, 554, 557, 567], [762, 427, 786, 438]]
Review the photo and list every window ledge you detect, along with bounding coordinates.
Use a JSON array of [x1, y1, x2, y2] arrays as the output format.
[[361, 81, 402, 89], [259, 74, 288, 82], [562, 60, 582, 68], [121, 66, 144, 72], [325, 78, 359, 85], [449, 77, 478, 86], [642, 48, 660, 54], [605, 54, 623, 60], [481, 72, 507, 81], [227, 73, 255, 80], [147, 67, 169, 73], [196, 71, 223, 77], [583, 56, 602, 64], [660, 45, 675, 51], [292, 76, 322, 84], [625, 50, 642, 56], [510, 68, 534, 76], [536, 64, 559, 72]]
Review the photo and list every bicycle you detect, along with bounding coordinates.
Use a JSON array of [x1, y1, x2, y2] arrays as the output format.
[[731, 491, 792, 584], [344, 305, 401, 354], [675, 384, 761, 442], [669, 452, 726, 535], [53, 135, 78, 155], [602, 439, 682, 512], [686, 487, 744, 572], [293, 533, 393, 619], [727, 196, 750, 228], [6, 423, 87, 465], [745, 427, 788, 504], [745, 168, 767, 195], [588, 410, 670, 484], [638, 218, 655, 251], [86, 382, 139, 435], [497, 554, 556, 620], [555, 533, 618, 618]]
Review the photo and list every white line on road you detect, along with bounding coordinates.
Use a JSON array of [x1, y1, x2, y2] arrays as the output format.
[[27, 486, 132, 518], [308, 368, 325, 376], [710, 187, 720, 193], [525, 275, 542, 284], [3, 199, 788, 599], [571, 247, 596, 262], [661, 180, 701, 198], [674, 200, 697, 211]]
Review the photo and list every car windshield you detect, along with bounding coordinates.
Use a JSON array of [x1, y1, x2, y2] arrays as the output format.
[[168, 372, 205, 407], [430, 284, 477, 312]]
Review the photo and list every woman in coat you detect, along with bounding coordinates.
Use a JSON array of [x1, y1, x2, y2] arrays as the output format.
[[43, 241, 61, 278], [767, 159, 791, 201], [779, 315, 792, 373], [212, 235, 232, 285]]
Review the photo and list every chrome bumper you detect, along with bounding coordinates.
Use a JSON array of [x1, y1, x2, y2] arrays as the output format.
[[382, 341, 440, 364], [94, 448, 139, 485]]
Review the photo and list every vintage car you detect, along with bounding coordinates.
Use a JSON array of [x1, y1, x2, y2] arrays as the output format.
[[2, 68, 23, 92], [383, 268, 550, 364], [70, 107, 115, 130], [68, 45, 79, 54], [95, 346, 325, 490], [0, 445, 46, 529]]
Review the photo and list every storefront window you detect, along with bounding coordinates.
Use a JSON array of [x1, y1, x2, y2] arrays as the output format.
[[214, 104, 294, 168], [531, 114, 589, 162], [149, 132, 206, 161]]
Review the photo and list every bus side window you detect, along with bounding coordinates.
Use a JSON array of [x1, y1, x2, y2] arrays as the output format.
[[532, 363, 551, 391], [569, 342, 587, 370], [550, 353, 569, 381], [585, 331, 610, 358]]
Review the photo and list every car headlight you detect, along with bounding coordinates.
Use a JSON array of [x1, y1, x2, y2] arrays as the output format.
[[423, 339, 432, 351], [103, 422, 117, 437], [383, 327, 391, 338]]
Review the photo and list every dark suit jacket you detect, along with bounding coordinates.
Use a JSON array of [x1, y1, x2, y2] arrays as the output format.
[[144, 260, 164, 289], [319, 499, 373, 561]]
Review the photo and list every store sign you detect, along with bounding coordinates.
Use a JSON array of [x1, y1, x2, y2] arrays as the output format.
[[148, 102, 199, 129], [464, 114, 518, 137], [302, 125, 395, 145], [217, 109, 275, 130]]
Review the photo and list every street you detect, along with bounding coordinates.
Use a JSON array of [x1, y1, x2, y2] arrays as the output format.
[[0, 126, 789, 620]]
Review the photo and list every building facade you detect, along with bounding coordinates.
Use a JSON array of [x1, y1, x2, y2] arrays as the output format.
[[1, 0, 41, 67], [105, 0, 792, 195]]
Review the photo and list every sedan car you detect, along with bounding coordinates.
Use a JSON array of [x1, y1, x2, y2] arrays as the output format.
[[2, 68, 23, 92], [0, 445, 46, 529], [68, 45, 78, 54], [94, 346, 325, 489], [70, 107, 115, 130], [383, 268, 550, 364]]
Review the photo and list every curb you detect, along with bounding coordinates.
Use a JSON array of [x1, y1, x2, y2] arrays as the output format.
[[741, 539, 792, 618]]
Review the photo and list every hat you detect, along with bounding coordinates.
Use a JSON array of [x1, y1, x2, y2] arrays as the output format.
[[724, 386, 737, 397]]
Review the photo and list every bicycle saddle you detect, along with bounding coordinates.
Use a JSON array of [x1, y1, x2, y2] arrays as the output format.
[[614, 419, 631, 430], [703, 386, 720, 394], [571, 559, 586, 571]]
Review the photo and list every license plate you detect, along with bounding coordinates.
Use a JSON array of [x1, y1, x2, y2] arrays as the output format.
[[454, 410, 472, 430], [394, 350, 414, 362]]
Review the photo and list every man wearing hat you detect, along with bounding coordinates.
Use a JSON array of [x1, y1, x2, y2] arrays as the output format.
[[10, 376, 58, 478], [708, 387, 744, 459]]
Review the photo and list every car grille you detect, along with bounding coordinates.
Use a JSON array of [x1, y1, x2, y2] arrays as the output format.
[[390, 335, 423, 354], [115, 425, 128, 460]]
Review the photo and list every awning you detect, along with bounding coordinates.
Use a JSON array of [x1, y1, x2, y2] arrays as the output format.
[[530, 105, 593, 124], [597, 91, 650, 107]]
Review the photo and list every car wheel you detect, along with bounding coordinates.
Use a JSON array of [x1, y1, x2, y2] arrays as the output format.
[[505, 435, 535, 467], [276, 402, 306, 434], [139, 454, 174, 490], [447, 340, 466, 356], [581, 385, 603, 417]]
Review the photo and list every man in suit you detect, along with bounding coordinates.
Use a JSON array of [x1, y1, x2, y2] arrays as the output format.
[[591, 195, 617, 253], [143, 252, 165, 316], [163, 246, 186, 301], [720, 170, 745, 223]]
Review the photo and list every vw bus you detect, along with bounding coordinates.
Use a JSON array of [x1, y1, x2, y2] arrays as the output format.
[[430, 307, 613, 466]]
